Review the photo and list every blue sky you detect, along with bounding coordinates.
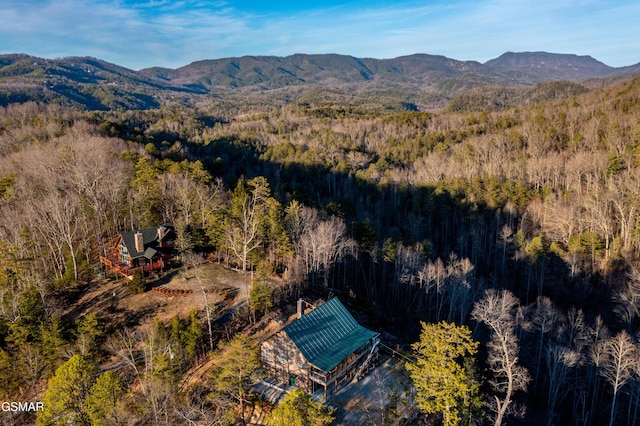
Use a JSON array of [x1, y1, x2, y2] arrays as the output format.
[[1, 0, 638, 70]]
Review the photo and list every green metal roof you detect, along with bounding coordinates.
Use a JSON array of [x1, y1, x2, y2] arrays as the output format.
[[283, 298, 378, 372]]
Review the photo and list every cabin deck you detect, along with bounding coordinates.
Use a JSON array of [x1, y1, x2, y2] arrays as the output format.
[[99, 255, 163, 277]]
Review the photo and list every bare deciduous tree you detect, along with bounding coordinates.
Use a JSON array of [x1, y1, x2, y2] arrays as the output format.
[[472, 289, 530, 426], [528, 296, 562, 396], [393, 242, 425, 309], [545, 343, 578, 426], [446, 253, 475, 324], [224, 177, 270, 272], [612, 265, 640, 328], [31, 191, 80, 282], [418, 257, 447, 321], [299, 215, 356, 287], [107, 328, 141, 379], [586, 316, 608, 424], [162, 173, 196, 227], [600, 330, 637, 426], [195, 177, 225, 230]]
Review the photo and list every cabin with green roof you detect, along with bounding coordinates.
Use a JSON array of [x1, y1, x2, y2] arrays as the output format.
[[261, 297, 380, 400]]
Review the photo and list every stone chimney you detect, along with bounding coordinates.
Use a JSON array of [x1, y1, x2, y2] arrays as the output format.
[[157, 226, 165, 247], [134, 231, 144, 253], [297, 299, 305, 319]]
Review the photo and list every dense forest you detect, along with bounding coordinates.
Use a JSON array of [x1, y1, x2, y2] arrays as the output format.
[[1, 74, 640, 425]]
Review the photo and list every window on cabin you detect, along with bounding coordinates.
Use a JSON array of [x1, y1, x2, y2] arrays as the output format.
[[119, 241, 130, 264]]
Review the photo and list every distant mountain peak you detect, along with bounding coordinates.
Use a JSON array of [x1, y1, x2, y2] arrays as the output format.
[[1, 51, 638, 110], [482, 51, 616, 81]]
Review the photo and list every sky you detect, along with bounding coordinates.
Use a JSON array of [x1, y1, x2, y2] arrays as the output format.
[[0, 0, 638, 70]]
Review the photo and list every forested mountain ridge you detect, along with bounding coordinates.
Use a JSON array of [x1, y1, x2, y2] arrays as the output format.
[[1, 51, 639, 110], [141, 51, 635, 88], [0, 54, 202, 110], [485, 51, 615, 80]]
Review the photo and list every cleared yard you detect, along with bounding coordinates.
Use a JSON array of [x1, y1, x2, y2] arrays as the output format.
[[65, 262, 251, 332]]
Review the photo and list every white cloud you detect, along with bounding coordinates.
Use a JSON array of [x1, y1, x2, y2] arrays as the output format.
[[0, 0, 638, 68]]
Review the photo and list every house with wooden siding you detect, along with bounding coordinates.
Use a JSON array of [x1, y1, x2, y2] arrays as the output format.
[[100, 225, 176, 278], [261, 298, 380, 400]]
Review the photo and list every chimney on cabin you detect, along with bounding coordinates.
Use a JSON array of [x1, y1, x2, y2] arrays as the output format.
[[157, 226, 165, 242], [297, 299, 305, 319], [134, 231, 144, 253]]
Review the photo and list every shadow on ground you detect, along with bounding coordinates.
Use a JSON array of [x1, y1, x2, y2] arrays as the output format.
[[330, 357, 416, 426]]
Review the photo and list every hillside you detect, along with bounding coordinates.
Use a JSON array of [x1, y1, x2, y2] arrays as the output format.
[[3, 64, 640, 424], [0, 55, 201, 110], [1, 51, 639, 110]]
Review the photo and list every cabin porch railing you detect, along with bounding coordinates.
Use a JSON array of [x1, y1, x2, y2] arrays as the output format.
[[100, 256, 163, 277]]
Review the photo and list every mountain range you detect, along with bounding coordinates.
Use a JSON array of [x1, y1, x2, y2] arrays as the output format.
[[1, 51, 639, 110]]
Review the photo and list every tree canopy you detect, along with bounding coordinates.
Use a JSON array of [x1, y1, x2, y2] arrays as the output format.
[[37, 354, 96, 426], [266, 388, 335, 426], [406, 321, 480, 426]]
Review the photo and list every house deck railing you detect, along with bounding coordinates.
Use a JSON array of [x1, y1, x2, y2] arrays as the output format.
[[310, 370, 327, 385], [309, 336, 380, 387], [100, 256, 163, 277]]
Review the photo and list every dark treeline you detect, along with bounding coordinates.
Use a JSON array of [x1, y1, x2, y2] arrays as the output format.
[[1, 76, 640, 425]]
